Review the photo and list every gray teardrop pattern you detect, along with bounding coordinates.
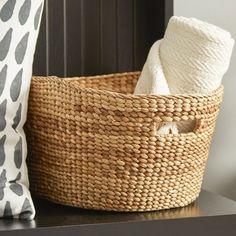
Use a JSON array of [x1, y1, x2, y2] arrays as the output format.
[[10, 69, 23, 102], [3, 201, 13, 218], [0, 99, 7, 131], [12, 103, 22, 130], [34, 3, 43, 30], [15, 32, 29, 64], [9, 172, 22, 183], [0, 0, 16, 22], [19, 198, 33, 220], [0, 65, 7, 97], [15, 172, 22, 181], [0, 135, 6, 166], [0, 28, 13, 61], [14, 137, 23, 169], [0, 169, 7, 201], [18, 0, 31, 25], [10, 183, 23, 196]]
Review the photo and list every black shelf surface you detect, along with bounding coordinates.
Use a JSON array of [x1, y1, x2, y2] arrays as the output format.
[[1, 190, 236, 236]]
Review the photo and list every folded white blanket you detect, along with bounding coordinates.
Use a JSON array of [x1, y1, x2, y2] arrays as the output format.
[[135, 16, 234, 134]]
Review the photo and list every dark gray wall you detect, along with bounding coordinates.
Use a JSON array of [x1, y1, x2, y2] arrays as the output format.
[[33, 0, 173, 77]]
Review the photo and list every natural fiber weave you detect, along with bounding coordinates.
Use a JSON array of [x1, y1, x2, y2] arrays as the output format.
[[26, 72, 223, 212]]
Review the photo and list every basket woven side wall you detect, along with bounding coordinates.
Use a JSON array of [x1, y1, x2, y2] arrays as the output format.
[[26, 72, 223, 212]]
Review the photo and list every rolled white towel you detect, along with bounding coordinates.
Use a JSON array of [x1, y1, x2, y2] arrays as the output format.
[[134, 40, 169, 95], [135, 16, 234, 134], [134, 40, 178, 134], [161, 16, 234, 132]]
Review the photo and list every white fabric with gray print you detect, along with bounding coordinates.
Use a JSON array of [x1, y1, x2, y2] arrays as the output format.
[[0, 0, 44, 220]]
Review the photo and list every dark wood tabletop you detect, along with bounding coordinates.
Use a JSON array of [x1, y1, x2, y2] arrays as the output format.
[[1, 189, 236, 236]]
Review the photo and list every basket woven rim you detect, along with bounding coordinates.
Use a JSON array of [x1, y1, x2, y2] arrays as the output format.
[[32, 71, 224, 100]]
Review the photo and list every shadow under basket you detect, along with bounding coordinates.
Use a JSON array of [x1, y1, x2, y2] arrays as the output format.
[[26, 72, 223, 212]]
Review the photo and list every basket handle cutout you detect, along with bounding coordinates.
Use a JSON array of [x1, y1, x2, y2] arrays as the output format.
[[152, 118, 207, 136]]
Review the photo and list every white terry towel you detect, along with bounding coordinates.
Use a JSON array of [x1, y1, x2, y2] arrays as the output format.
[[135, 16, 234, 134], [134, 40, 178, 134]]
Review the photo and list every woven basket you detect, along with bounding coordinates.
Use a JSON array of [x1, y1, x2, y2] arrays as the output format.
[[26, 72, 223, 212]]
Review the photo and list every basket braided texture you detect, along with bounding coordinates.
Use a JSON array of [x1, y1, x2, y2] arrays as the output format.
[[26, 72, 223, 212]]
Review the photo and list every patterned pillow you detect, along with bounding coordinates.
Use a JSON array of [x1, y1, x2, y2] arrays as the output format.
[[0, 0, 44, 220]]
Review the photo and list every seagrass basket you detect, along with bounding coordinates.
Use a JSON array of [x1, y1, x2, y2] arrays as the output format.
[[26, 72, 223, 212]]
